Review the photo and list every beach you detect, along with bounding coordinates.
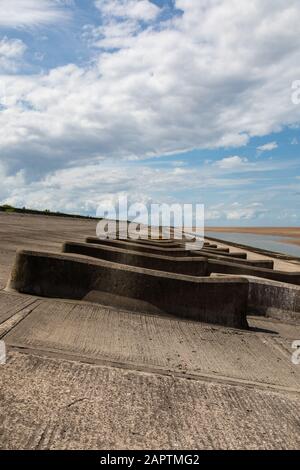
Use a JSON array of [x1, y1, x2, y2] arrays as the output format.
[[206, 227, 300, 247]]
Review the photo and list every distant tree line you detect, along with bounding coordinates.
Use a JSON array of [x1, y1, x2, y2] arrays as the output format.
[[0, 204, 97, 220]]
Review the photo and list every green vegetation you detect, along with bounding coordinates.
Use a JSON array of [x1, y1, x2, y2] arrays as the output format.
[[0, 204, 97, 220], [1, 204, 15, 213]]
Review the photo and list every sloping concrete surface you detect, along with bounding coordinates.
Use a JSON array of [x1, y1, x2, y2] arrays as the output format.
[[0, 213, 97, 289], [1, 213, 300, 450], [0, 291, 37, 325], [1, 350, 300, 450], [3, 296, 300, 391]]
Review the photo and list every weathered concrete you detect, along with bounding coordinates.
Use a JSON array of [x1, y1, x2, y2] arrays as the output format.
[[86, 237, 250, 261], [208, 259, 300, 285], [211, 273, 300, 322], [117, 237, 184, 248], [203, 247, 230, 253], [0, 291, 36, 325], [63, 241, 208, 276], [205, 252, 274, 268], [64, 241, 274, 276], [198, 248, 247, 259], [4, 295, 300, 389], [7, 250, 249, 328], [1, 350, 300, 450], [86, 237, 199, 257], [247, 276, 300, 321], [2, 213, 300, 450]]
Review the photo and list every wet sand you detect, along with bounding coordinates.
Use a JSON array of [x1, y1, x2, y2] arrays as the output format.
[[206, 227, 300, 247], [279, 238, 300, 247]]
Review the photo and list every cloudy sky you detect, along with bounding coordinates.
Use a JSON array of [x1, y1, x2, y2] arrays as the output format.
[[0, 0, 300, 225]]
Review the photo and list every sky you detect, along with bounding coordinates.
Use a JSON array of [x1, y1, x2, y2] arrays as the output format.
[[0, 0, 300, 226]]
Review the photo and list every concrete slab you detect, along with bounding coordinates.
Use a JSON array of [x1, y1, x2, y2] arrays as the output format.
[[0, 351, 299, 450], [4, 297, 300, 390], [0, 291, 37, 325]]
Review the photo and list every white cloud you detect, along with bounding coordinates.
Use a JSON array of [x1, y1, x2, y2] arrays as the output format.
[[0, 37, 26, 58], [87, 1, 161, 50], [95, 0, 160, 22], [0, 37, 27, 72], [225, 203, 265, 221], [0, 154, 245, 211], [205, 202, 267, 222], [0, 162, 25, 200], [2, 0, 300, 176], [1, 0, 300, 218], [0, 0, 71, 28], [257, 141, 278, 152], [216, 156, 248, 170]]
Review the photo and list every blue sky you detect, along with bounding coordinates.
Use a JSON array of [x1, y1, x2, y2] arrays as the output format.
[[0, 0, 300, 225]]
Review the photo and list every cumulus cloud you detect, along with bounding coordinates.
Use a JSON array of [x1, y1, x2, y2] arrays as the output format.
[[2, 0, 300, 177], [226, 203, 266, 221], [0, 153, 285, 215], [1, 0, 300, 218], [0, 0, 72, 28], [95, 0, 160, 22], [206, 202, 267, 222], [216, 156, 248, 170], [86, 0, 161, 50], [257, 141, 278, 152], [0, 37, 27, 72]]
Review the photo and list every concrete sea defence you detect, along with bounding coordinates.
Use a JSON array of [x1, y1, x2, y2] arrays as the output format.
[[64, 241, 273, 272], [63, 241, 208, 276], [86, 236, 248, 259], [86, 237, 201, 257], [208, 259, 300, 285], [205, 252, 274, 268], [247, 276, 300, 320], [211, 273, 300, 322], [7, 250, 249, 329], [6, 224, 300, 328]]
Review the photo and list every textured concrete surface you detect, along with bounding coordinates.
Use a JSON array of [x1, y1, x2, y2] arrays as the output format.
[[3, 295, 300, 390], [0, 213, 97, 289], [1, 213, 300, 450], [0, 291, 36, 325], [212, 274, 300, 321], [63, 241, 208, 276], [208, 259, 300, 285], [1, 351, 300, 450], [8, 250, 249, 328]]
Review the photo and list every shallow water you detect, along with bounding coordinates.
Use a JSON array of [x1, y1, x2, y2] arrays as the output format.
[[205, 231, 300, 258]]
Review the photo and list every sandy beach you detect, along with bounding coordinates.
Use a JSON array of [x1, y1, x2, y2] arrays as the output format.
[[206, 227, 300, 247]]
